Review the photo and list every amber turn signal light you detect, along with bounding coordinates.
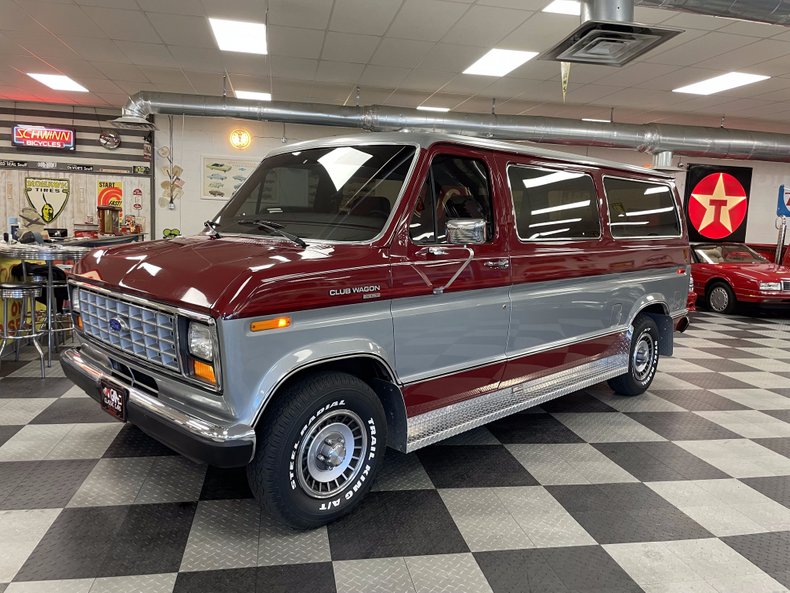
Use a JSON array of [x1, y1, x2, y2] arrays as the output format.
[[74, 314, 83, 331], [192, 359, 217, 385], [250, 316, 291, 332]]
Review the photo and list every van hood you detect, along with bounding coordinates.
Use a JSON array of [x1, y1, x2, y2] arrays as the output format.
[[72, 235, 390, 318]]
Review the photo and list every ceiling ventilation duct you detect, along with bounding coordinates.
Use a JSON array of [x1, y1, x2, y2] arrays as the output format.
[[634, 0, 790, 26], [540, 0, 682, 66]]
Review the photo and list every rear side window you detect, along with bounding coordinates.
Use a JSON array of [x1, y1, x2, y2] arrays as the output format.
[[508, 166, 600, 240], [604, 177, 680, 238]]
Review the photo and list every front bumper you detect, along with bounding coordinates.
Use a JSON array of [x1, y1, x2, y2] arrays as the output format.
[[60, 347, 255, 467]]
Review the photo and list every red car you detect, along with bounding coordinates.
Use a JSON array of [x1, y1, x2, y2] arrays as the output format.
[[691, 242, 790, 313]]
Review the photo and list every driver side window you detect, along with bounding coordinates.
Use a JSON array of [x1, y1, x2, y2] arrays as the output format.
[[409, 155, 493, 244]]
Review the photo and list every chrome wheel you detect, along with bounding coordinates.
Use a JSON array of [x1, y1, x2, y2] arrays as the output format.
[[632, 330, 655, 382], [296, 409, 367, 499], [708, 286, 729, 312]]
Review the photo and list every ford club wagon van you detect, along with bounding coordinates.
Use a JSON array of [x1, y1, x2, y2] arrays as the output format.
[[61, 132, 691, 528]]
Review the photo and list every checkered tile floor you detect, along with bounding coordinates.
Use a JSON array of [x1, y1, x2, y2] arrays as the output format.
[[1, 311, 790, 593]]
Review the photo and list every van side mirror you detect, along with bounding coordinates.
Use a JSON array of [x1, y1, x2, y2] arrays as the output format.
[[446, 219, 486, 244]]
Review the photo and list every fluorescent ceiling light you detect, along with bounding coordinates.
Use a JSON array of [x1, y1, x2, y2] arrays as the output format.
[[318, 147, 372, 191], [235, 90, 272, 101], [531, 199, 590, 216], [417, 105, 450, 112], [209, 17, 267, 54], [643, 186, 670, 195], [626, 206, 674, 216], [27, 73, 88, 92], [529, 217, 582, 228], [582, 118, 610, 123], [522, 171, 583, 189], [611, 221, 649, 226], [673, 72, 769, 95], [464, 49, 539, 77], [530, 227, 571, 239], [542, 1, 580, 15]]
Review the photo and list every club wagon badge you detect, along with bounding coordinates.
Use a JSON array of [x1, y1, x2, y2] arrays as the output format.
[[24, 177, 69, 223]]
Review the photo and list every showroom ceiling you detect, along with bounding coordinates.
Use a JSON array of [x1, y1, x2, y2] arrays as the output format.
[[4, 0, 790, 132]]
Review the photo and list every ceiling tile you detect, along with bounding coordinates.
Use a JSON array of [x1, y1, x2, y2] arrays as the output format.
[[136, 0, 206, 15], [168, 45, 225, 72], [1, 29, 74, 57], [90, 61, 149, 81], [595, 62, 680, 87], [322, 32, 380, 64], [370, 38, 434, 68], [660, 12, 726, 32], [330, 0, 401, 36], [315, 60, 365, 84], [477, 0, 542, 9], [267, 0, 332, 30], [115, 41, 177, 67], [81, 7, 162, 43], [269, 56, 318, 81], [358, 64, 409, 88], [632, 6, 673, 24], [0, 2, 49, 32], [635, 66, 721, 91], [563, 83, 620, 103], [147, 13, 215, 48], [268, 26, 325, 60], [648, 32, 756, 67], [222, 53, 270, 77], [75, 0, 138, 7], [93, 92, 129, 106], [501, 12, 578, 52], [184, 70, 228, 94], [58, 36, 128, 62], [438, 73, 494, 94], [507, 59, 562, 81], [396, 69, 454, 92], [419, 44, 488, 73], [718, 19, 786, 38], [694, 39, 790, 71], [441, 5, 531, 46], [17, 2, 104, 37], [387, 0, 469, 42]]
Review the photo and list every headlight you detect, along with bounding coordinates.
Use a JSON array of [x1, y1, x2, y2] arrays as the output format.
[[70, 286, 80, 312], [759, 282, 781, 292], [188, 322, 214, 360]]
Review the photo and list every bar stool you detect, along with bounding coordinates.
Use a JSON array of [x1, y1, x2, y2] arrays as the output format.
[[0, 282, 46, 378]]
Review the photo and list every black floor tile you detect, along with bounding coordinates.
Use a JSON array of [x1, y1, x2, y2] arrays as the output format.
[[0, 459, 97, 510], [694, 347, 762, 359], [0, 361, 28, 378], [174, 564, 337, 593], [326, 490, 468, 560], [754, 437, 790, 459], [626, 411, 741, 440], [723, 531, 790, 588], [768, 388, 790, 398], [538, 546, 644, 593], [199, 466, 253, 500], [417, 445, 537, 488], [486, 413, 585, 444], [0, 425, 22, 447], [675, 372, 758, 390], [715, 329, 773, 339], [0, 377, 75, 398], [687, 358, 762, 373], [547, 483, 711, 544], [15, 502, 197, 580], [539, 391, 617, 414], [649, 389, 749, 411], [764, 409, 790, 423], [30, 397, 117, 424], [741, 475, 790, 509], [708, 338, 764, 348], [476, 549, 570, 593], [593, 442, 728, 482], [103, 424, 177, 458]]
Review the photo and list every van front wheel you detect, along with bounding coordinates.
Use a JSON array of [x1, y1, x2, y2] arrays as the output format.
[[608, 315, 659, 396], [247, 371, 387, 529]]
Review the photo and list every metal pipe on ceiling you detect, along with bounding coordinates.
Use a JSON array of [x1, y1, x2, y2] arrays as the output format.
[[633, 0, 790, 25], [114, 91, 790, 163]]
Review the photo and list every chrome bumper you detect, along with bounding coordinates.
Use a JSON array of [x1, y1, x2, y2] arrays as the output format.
[[60, 347, 255, 467]]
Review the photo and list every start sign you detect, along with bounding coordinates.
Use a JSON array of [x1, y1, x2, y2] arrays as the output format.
[[12, 124, 76, 151]]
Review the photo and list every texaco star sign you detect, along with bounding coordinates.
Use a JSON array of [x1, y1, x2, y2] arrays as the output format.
[[688, 172, 748, 240]]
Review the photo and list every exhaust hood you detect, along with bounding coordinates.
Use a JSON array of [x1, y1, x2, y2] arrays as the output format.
[[539, 20, 683, 67]]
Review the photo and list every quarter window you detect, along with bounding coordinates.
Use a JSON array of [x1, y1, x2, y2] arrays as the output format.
[[508, 166, 600, 240], [409, 155, 493, 244], [604, 178, 680, 238]]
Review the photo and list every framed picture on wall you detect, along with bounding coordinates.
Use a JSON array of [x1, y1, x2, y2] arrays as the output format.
[[201, 156, 259, 200]]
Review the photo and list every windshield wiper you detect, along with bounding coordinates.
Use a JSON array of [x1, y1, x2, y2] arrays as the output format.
[[204, 220, 221, 239], [235, 218, 307, 248]]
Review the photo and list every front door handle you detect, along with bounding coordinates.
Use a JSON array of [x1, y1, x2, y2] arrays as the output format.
[[484, 258, 509, 270], [417, 246, 449, 256]]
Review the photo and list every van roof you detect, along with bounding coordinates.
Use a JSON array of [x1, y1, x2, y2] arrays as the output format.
[[267, 131, 673, 178]]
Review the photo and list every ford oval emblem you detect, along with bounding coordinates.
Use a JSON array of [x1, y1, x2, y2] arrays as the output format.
[[109, 318, 127, 332]]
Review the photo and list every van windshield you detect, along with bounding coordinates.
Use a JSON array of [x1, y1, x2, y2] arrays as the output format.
[[212, 144, 416, 242]]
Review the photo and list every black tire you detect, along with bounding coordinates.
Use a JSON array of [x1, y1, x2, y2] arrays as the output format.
[[706, 281, 736, 314], [608, 315, 659, 396], [247, 371, 387, 529]]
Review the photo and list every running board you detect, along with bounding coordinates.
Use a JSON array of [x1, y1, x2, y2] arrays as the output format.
[[405, 347, 629, 452]]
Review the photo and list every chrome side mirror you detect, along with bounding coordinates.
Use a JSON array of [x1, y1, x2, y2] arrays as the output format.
[[446, 219, 486, 244]]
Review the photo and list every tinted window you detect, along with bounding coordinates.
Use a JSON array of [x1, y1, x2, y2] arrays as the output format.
[[508, 166, 600, 240], [214, 144, 415, 242], [604, 178, 680, 238], [409, 155, 493, 244]]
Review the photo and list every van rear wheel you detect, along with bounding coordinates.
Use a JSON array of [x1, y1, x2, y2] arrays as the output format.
[[247, 371, 387, 529], [608, 315, 659, 396]]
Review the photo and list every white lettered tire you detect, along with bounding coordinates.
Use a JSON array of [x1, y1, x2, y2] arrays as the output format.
[[247, 371, 387, 529], [607, 315, 660, 396]]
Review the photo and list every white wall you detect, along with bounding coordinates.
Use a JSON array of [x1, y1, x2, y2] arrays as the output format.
[[152, 115, 790, 246]]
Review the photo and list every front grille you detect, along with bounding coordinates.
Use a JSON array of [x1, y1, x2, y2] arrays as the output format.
[[783, 280, 790, 291], [79, 288, 179, 371]]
